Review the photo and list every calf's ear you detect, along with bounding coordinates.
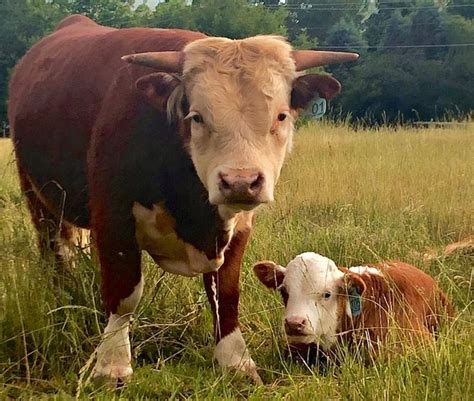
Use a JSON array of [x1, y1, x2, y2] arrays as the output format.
[[253, 261, 286, 289], [346, 272, 366, 296], [344, 272, 367, 318], [135, 72, 182, 112], [291, 74, 341, 112]]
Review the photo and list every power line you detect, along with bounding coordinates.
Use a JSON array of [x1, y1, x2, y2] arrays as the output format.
[[264, 4, 474, 10], [316, 43, 474, 49], [288, 21, 455, 30]]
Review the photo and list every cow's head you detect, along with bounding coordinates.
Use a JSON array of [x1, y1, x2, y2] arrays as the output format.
[[123, 37, 357, 215], [253, 252, 366, 350]]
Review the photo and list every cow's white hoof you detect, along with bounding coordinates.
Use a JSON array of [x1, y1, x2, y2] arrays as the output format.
[[93, 364, 133, 380], [92, 363, 133, 387], [214, 328, 263, 384]]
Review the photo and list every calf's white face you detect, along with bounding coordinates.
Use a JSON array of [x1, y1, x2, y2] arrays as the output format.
[[254, 252, 365, 350]]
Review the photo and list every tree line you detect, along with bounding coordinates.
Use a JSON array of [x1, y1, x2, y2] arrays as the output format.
[[1, 0, 473, 132]]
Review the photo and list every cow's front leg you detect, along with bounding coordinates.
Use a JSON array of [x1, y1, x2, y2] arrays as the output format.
[[203, 227, 261, 384], [92, 233, 143, 383]]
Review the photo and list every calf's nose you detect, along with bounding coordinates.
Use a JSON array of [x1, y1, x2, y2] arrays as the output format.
[[218, 170, 264, 203], [284, 316, 308, 336]]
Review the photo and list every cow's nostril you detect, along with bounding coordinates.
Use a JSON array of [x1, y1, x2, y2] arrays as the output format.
[[219, 174, 231, 191], [249, 173, 264, 192], [217, 170, 265, 204]]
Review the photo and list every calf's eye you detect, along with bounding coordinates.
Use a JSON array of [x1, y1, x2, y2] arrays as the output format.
[[323, 292, 331, 299], [277, 113, 287, 122]]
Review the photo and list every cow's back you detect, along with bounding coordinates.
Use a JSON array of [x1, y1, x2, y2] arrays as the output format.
[[379, 261, 452, 332], [8, 15, 204, 226]]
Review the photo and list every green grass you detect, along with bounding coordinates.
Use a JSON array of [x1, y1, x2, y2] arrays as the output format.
[[0, 123, 473, 400]]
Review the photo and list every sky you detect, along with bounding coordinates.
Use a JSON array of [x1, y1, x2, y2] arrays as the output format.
[[138, 0, 190, 9]]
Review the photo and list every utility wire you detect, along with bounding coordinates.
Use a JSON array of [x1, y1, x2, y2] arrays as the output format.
[[288, 21, 460, 30], [316, 43, 474, 49], [264, 4, 474, 10]]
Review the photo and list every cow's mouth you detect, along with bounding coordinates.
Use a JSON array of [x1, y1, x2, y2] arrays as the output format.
[[224, 200, 265, 212]]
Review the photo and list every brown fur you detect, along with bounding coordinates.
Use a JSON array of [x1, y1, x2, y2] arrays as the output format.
[[338, 261, 453, 352], [9, 15, 350, 380]]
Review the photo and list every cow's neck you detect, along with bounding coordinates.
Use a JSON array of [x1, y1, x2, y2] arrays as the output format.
[[126, 104, 249, 275]]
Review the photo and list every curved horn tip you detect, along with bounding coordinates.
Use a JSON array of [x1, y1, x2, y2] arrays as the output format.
[[121, 55, 135, 63]]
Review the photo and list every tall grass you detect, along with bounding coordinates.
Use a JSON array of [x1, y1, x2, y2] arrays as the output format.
[[0, 123, 472, 399]]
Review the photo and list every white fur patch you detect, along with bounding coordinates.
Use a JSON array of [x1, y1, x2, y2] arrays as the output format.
[[281, 253, 345, 349], [93, 314, 133, 380], [56, 227, 91, 265], [349, 265, 383, 276], [133, 202, 226, 276], [214, 328, 258, 378], [93, 277, 143, 380]]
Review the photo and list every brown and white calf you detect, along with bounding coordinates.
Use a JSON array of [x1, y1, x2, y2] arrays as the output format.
[[254, 253, 453, 358], [8, 15, 358, 383]]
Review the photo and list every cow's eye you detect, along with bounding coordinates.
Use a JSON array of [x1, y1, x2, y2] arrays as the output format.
[[192, 114, 203, 124], [277, 113, 287, 122], [323, 292, 331, 299], [186, 111, 204, 124]]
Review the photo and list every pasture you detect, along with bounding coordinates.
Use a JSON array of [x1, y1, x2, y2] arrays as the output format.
[[0, 123, 472, 399]]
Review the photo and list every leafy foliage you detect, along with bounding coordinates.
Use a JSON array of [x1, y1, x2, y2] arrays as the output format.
[[1, 0, 474, 128]]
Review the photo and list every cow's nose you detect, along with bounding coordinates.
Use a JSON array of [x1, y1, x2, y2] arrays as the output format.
[[284, 317, 308, 336], [218, 170, 264, 203]]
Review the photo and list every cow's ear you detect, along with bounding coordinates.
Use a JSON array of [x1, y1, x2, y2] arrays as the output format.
[[291, 74, 341, 111], [135, 72, 181, 112], [344, 272, 367, 317], [253, 261, 286, 289]]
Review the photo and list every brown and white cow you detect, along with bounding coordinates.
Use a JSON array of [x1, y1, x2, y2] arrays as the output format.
[[254, 253, 453, 359], [8, 15, 357, 383]]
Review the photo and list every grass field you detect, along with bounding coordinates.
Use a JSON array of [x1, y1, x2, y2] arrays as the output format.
[[0, 123, 473, 399]]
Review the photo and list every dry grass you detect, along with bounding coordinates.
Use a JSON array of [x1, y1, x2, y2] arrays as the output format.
[[0, 124, 472, 399]]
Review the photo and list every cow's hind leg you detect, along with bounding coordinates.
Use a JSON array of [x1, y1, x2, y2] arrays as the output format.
[[203, 227, 261, 383], [92, 222, 143, 384], [18, 169, 59, 257], [18, 169, 80, 274]]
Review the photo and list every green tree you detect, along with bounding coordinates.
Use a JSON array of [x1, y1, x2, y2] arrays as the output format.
[[324, 17, 367, 52], [0, 0, 61, 127], [382, 11, 409, 48], [52, 0, 135, 27], [448, 0, 474, 20], [410, 7, 448, 58], [146, 0, 196, 29], [192, 0, 287, 38], [286, 0, 361, 42]]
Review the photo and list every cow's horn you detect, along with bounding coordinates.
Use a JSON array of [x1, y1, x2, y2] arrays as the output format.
[[121, 51, 184, 73], [292, 50, 359, 71]]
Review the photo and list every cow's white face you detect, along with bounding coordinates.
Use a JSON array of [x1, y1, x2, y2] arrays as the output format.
[[180, 36, 296, 214], [254, 252, 360, 350], [129, 36, 350, 215]]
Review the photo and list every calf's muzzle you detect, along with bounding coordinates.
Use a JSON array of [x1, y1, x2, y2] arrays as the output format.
[[284, 316, 308, 336]]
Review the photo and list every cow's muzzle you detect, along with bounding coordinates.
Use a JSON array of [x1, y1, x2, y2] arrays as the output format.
[[217, 169, 265, 208]]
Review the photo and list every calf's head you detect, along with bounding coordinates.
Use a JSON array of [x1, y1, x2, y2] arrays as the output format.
[[124, 37, 357, 214], [254, 252, 366, 350]]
